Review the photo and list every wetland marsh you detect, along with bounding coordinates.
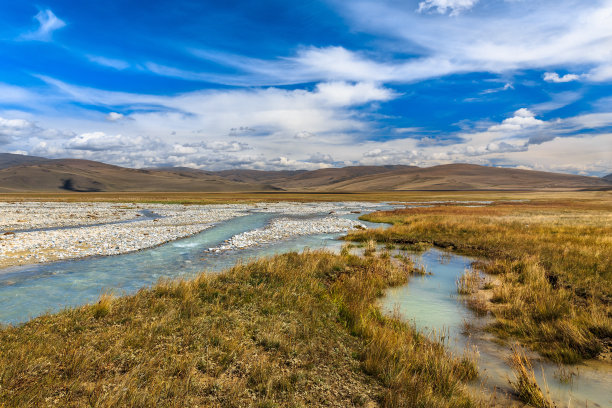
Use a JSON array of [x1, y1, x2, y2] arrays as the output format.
[[1, 192, 610, 407]]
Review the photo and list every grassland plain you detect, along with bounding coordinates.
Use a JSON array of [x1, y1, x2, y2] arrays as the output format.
[[0, 250, 482, 408], [0, 190, 605, 205], [344, 193, 612, 364]]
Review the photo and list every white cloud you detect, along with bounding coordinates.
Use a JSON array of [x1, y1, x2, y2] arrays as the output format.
[[543, 72, 581, 83], [33, 76, 393, 143], [87, 56, 130, 70], [6, 103, 611, 175], [0, 117, 37, 144], [481, 82, 514, 94], [417, 0, 479, 16], [65, 132, 147, 151], [140, 1, 610, 87], [43, 1, 610, 93], [308, 152, 335, 164], [0, 84, 36, 104], [21, 9, 66, 42], [330, 1, 612, 83], [204, 141, 251, 152], [488, 108, 545, 132], [393, 127, 422, 134], [3, 75, 611, 174], [1, 78, 392, 169], [313, 81, 395, 106], [106, 112, 124, 121], [294, 131, 315, 139], [587, 64, 612, 82]]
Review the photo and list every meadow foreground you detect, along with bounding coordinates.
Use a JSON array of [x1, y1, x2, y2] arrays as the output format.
[[0, 250, 479, 407]]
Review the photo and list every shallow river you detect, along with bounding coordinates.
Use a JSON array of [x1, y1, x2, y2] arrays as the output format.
[[381, 248, 612, 407], [0, 208, 382, 324]]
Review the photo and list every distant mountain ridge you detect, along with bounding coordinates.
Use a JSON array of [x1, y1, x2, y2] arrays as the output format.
[[0, 153, 610, 192], [0, 153, 49, 169]]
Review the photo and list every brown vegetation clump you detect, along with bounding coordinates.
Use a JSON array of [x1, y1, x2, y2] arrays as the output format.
[[0, 250, 479, 407], [345, 197, 612, 363], [508, 345, 555, 408]]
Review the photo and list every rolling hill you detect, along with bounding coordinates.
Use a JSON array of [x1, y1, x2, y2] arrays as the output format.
[[0, 158, 275, 192], [0, 153, 50, 170], [0, 153, 610, 192], [294, 163, 611, 191]]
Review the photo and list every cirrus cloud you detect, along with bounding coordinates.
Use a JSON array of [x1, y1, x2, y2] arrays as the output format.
[[21, 9, 66, 42]]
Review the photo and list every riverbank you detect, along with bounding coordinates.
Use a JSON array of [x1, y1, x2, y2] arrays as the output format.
[[0, 250, 480, 407], [0, 201, 385, 268]]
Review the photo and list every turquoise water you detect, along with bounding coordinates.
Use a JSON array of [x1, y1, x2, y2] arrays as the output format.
[[381, 248, 612, 407], [0, 210, 380, 325]]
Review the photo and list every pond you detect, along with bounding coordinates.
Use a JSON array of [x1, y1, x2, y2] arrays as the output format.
[[380, 248, 612, 407]]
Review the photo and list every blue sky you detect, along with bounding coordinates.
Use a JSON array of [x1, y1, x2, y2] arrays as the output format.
[[0, 0, 611, 175]]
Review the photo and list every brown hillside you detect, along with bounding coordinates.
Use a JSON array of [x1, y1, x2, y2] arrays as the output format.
[[0, 155, 608, 192], [0, 159, 275, 192], [276, 164, 611, 191]]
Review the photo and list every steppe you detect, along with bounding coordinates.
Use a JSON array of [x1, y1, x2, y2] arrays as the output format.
[[1, 189, 610, 407]]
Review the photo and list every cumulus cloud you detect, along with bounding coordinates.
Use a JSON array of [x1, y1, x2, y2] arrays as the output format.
[[21, 9, 66, 41], [0, 117, 61, 145], [106, 112, 125, 121], [65, 132, 148, 151], [417, 0, 479, 16], [32, 76, 393, 151], [488, 108, 545, 132], [204, 141, 251, 152], [543, 72, 581, 83], [463, 141, 527, 156], [308, 152, 335, 164], [314, 81, 395, 106], [3, 71, 611, 174], [6, 104, 611, 174], [0, 117, 37, 143]]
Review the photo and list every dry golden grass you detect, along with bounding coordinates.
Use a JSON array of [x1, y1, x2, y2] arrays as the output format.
[[508, 345, 555, 408], [0, 250, 479, 407], [345, 195, 612, 363], [456, 269, 481, 295], [1, 190, 609, 204]]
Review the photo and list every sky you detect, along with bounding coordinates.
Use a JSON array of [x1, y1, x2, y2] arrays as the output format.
[[0, 0, 611, 175]]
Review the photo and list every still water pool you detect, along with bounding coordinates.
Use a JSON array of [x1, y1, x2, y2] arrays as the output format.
[[381, 248, 612, 407]]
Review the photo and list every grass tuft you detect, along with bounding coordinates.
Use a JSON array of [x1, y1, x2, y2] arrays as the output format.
[[508, 345, 555, 408], [91, 293, 113, 318]]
